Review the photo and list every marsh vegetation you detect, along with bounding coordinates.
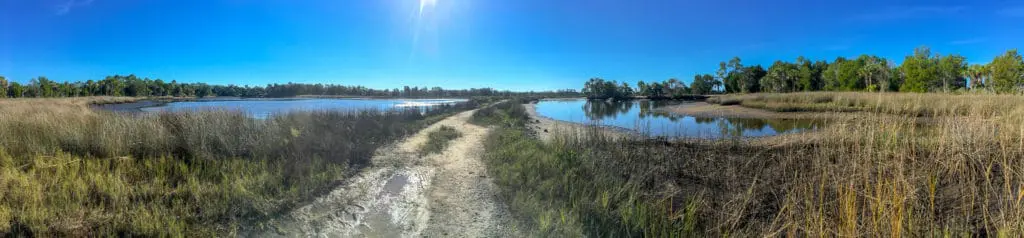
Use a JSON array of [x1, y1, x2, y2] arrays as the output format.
[[0, 97, 485, 236], [418, 126, 463, 156], [476, 92, 1024, 236]]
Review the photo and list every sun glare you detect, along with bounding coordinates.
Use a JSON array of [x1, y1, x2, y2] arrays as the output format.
[[419, 0, 437, 17]]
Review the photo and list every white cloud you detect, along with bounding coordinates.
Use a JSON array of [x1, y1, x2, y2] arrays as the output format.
[[55, 0, 95, 15]]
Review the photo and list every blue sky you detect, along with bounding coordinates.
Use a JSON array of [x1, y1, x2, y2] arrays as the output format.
[[1, 0, 1022, 91]]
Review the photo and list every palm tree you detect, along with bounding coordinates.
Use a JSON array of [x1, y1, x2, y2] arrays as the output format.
[[966, 64, 989, 90]]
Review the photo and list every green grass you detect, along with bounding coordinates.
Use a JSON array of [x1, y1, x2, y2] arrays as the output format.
[[418, 126, 462, 156], [477, 94, 1024, 236], [0, 97, 486, 236], [470, 100, 530, 127]]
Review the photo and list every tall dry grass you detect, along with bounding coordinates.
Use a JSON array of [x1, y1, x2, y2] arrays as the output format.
[[0, 97, 482, 236], [481, 93, 1024, 236], [708, 92, 1024, 117]]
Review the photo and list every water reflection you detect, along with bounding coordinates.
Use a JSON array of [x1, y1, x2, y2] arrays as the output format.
[[536, 99, 821, 138]]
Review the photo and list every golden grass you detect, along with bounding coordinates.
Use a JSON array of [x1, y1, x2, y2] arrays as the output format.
[[481, 93, 1024, 236], [0, 97, 484, 236], [709, 92, 1024, 117]]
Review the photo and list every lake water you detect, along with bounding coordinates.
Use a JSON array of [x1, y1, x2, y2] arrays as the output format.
[[138, 98, 468, 118], [535, 99, 821, 138]]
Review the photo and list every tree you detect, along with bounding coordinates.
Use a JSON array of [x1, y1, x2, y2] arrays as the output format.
[[716, 61, 729, 93], [741, 65, 766, 93], [723, 58, 744, 93], [796, 56, 818, 91], [989, 49, 1024, 93], [690, 74, 715, 95], [0, 76, 7, 98], [937, 54, 967, 92], [822, 57, 844, 91], [9, 82, 24, 98], [762, 60, 799, 93], [900, 47, 939, 93], [966, 64, 989, 89], [858, 56, 890, 92], [665, 78, 688, 97], [636, 81, 649, 97]]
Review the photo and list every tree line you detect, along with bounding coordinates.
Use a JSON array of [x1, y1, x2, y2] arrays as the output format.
[[0, 74, 582, 99], [583, 47, 1024, 99]]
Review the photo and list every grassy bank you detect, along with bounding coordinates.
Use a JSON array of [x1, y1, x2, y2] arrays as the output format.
[[478, 95, 1024, 236], [0, 97, 485, 236], [708, 92, 1024, 117], [418, 126, 462, 156]]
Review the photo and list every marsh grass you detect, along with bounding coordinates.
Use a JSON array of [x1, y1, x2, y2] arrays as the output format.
[[418, 126, 462, 156], [480, 94, 1024, 236], [470, 100, 530, 127], [0, 97, 483, 236], [708, 92, 1024, 117]]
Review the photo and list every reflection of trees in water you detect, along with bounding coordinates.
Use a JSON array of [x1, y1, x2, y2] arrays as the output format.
[[694, 117, 820, 137], [583, 100, 634, 121], [585, 98, 688, 121], [580, 99, 821, 137]]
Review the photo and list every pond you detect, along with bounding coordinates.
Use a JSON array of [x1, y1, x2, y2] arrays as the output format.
[[534, 99, 821, 138], [132, 98, 468, 118]]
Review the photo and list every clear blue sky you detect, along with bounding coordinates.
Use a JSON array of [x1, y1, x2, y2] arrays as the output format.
[[1, 0, 1022, 91]]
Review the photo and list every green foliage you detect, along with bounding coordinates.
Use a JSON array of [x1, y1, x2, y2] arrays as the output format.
[[899, 48, 932, 92], [0, 76, 7, 98], [582, 78, 635, 100], [761, 60, 800, 93], [0, 75, 581, 99], [796, 57, 826, 91], [989, 49, 1024, 93], [418, 126, 462, 156], [690, 74, 716, 95], [966, 64, 990, 88], [631, 46, 1019, 94]]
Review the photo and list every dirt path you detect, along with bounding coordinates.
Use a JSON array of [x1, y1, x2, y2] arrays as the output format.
[[264, 109, 516, 237], [420, 110, 518, 237]]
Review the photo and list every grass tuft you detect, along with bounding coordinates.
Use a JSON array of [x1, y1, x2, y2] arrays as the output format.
[[418, 126, 462, 156]]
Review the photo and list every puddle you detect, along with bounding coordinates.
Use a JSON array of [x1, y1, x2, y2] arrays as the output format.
[[382, 174, 409, 196]]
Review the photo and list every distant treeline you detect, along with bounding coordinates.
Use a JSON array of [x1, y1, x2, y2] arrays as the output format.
[[0, 74, 582, 99], [583, 47, 1024, 99]]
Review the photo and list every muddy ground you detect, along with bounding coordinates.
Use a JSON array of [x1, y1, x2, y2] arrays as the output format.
[[264, 109, 517, 237]]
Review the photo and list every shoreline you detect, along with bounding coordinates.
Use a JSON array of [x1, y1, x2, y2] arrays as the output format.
[[655, 101, 833, 119], [523, 103, 639, 142]]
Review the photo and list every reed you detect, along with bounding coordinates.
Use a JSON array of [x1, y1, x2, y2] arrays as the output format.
[[0, 97, 482, 236], [480, 93, 1024, 236]]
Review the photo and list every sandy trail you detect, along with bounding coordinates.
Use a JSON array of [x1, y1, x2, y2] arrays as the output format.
[[264, 109, 516, 237]]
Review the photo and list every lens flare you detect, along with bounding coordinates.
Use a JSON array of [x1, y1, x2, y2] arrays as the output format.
[[412, 0, 438, 59], [419, 0, 437, 18]]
